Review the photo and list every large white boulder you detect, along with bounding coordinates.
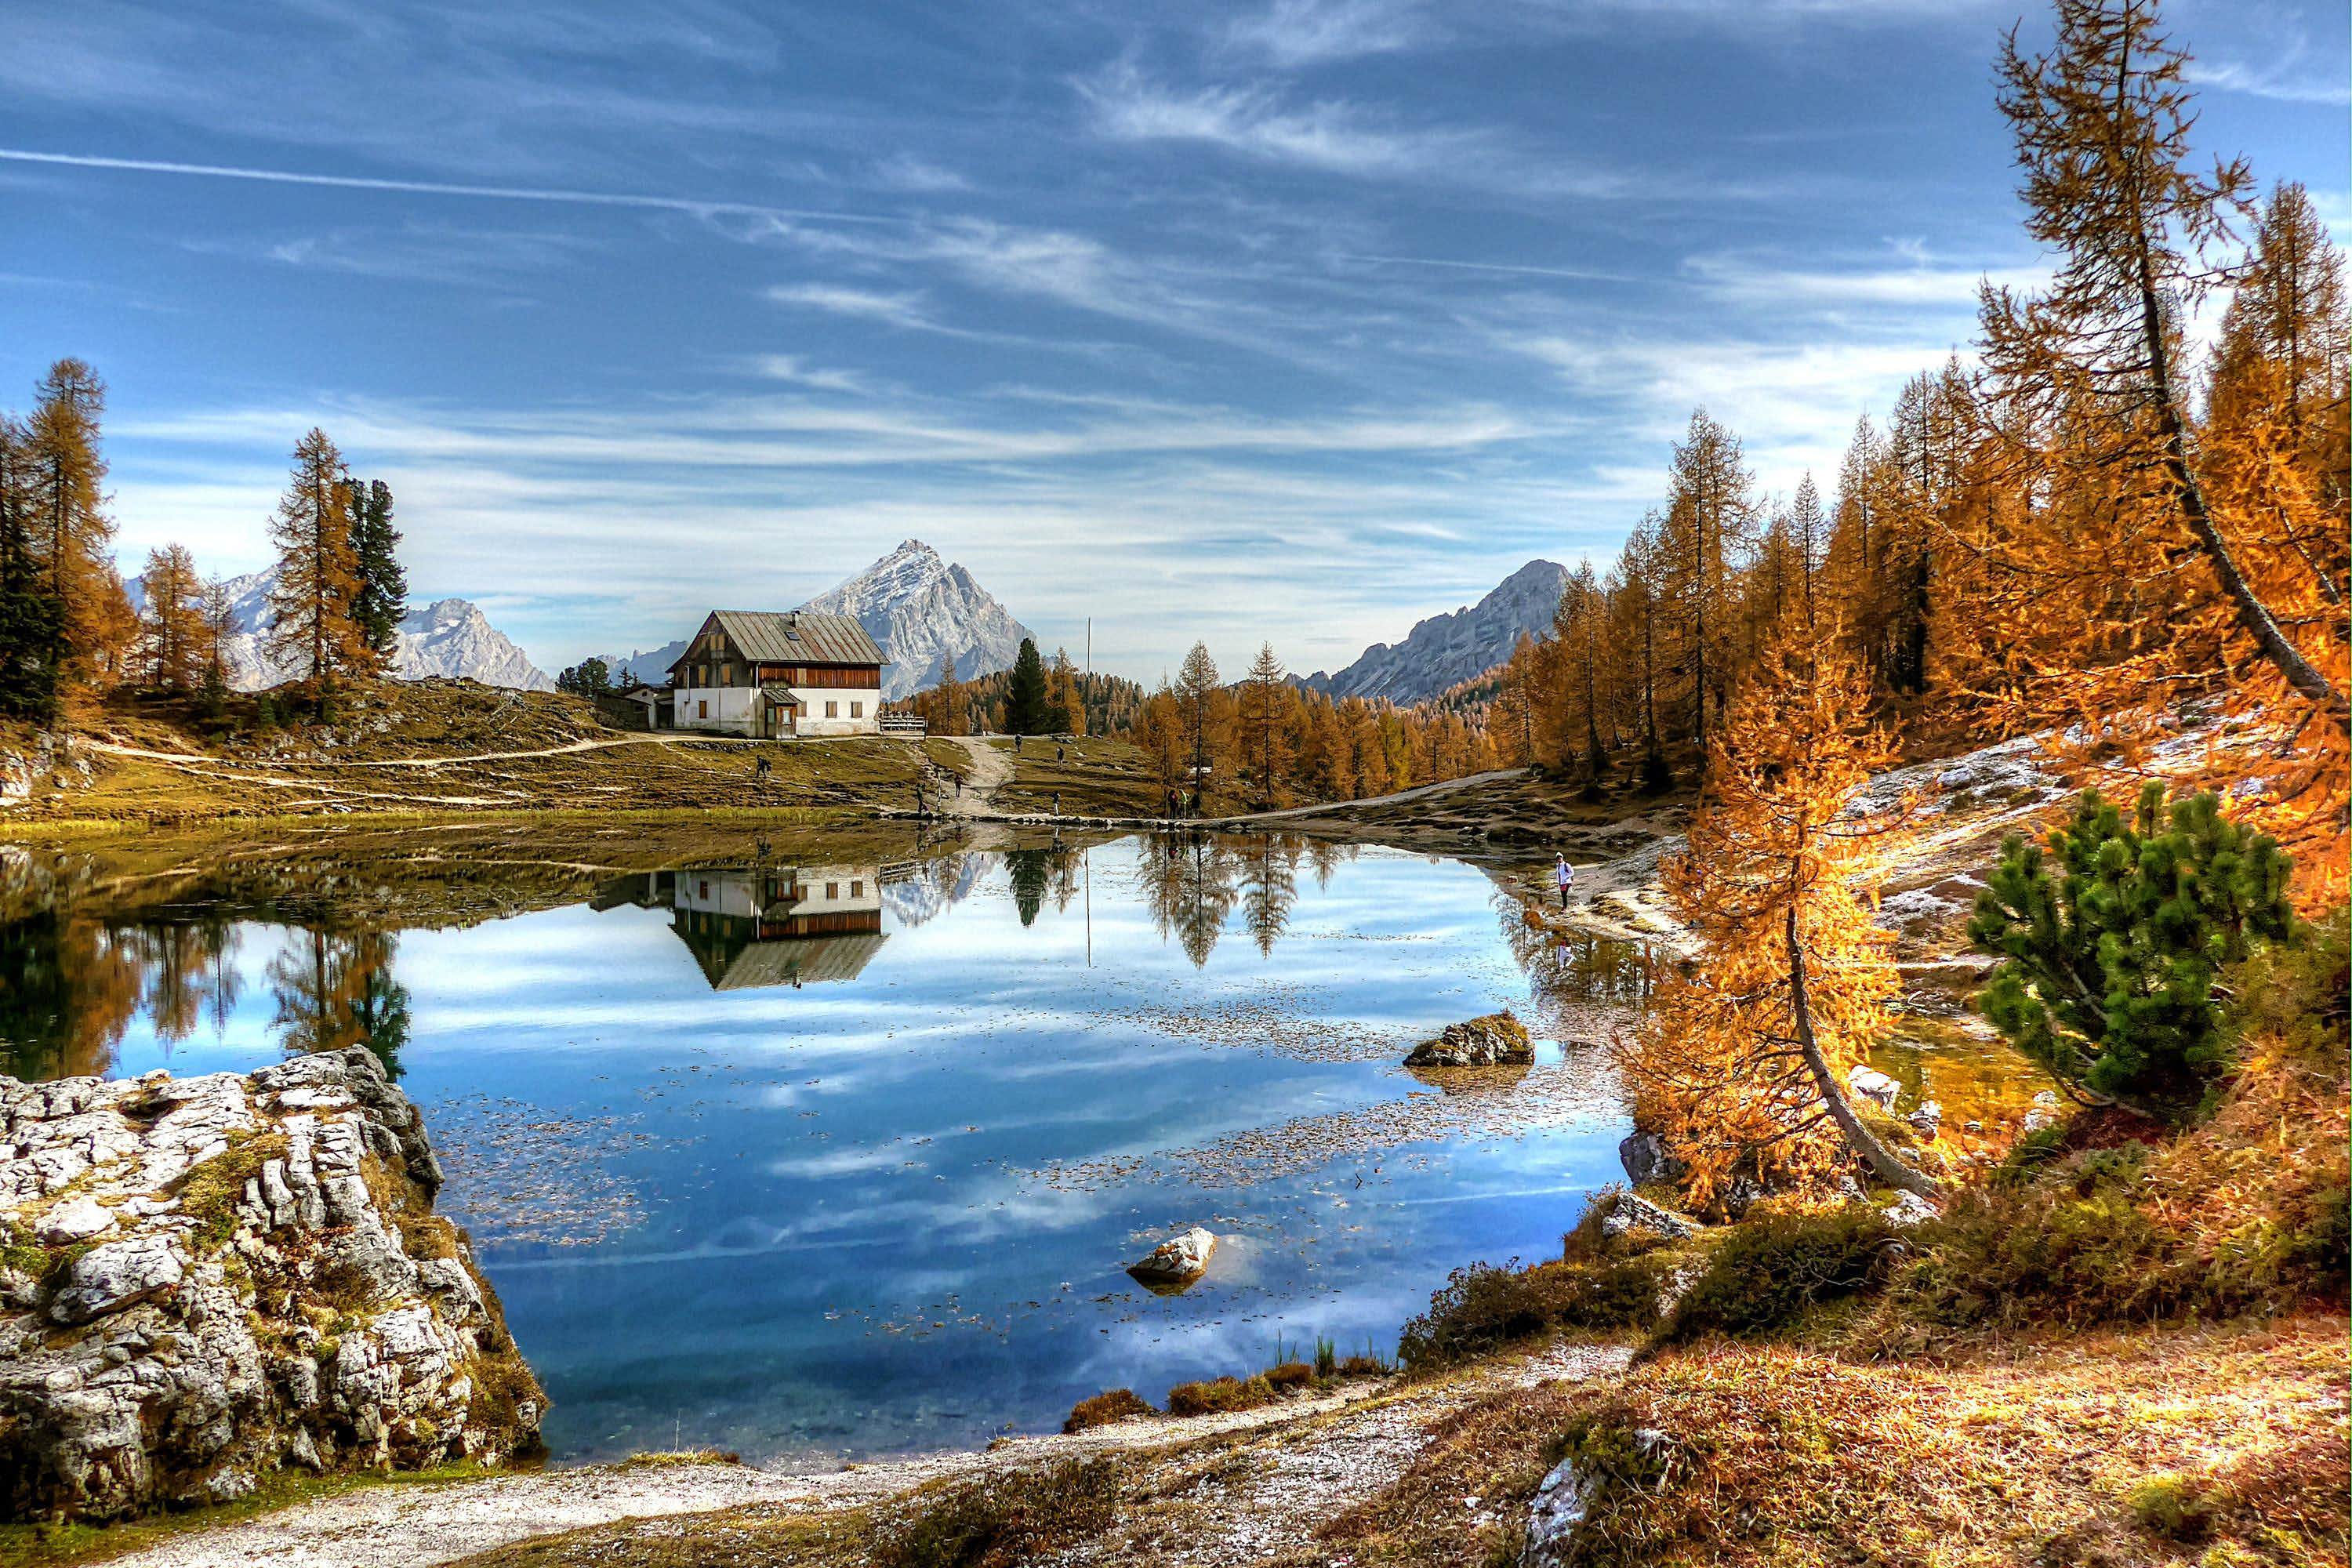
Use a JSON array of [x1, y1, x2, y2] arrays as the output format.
[[1127, 1226, 1218, 1287]]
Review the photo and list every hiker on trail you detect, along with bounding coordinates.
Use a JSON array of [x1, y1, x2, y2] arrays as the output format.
[[1051, 790, 1061, 818], [1014, 734, 1023, 755], [1056, 744, 1065, 763], [1555, 854, 1575, 909], [754, 756, 771, 788]]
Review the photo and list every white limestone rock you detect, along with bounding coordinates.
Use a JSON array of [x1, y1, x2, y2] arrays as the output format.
[[1846, 1065, 1904, 1112], [0, 1048, 543, 1522], [1127, 1226, 1218, 1287]]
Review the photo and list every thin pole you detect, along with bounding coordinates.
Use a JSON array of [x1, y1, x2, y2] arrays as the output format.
[[1084, 618, 1092, 736]]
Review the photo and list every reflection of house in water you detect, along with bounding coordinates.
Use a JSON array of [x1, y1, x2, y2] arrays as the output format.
[[603, 867, 887, 990]]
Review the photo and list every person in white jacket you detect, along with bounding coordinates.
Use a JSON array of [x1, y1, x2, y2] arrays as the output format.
[[1555, 853, 1576, 909]]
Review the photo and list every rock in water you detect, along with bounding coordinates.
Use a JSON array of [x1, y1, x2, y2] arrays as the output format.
[[1127, 1226, 1217, 1287], [1403, 1011, 1534, 1069], [0, 1049, 543, 1522]]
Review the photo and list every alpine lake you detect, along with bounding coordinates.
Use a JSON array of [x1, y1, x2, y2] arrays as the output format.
[[0, 823, 1653, 1466]]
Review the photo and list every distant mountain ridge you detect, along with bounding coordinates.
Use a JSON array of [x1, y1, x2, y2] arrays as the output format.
[[594, 540, 1034, 700], [125, 566, 554, 692], [1301, 559, 1567, 705]]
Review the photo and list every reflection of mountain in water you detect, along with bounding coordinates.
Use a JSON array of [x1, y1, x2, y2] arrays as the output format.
[[604, 867, 888, 991], [876, 852, 997, 929]]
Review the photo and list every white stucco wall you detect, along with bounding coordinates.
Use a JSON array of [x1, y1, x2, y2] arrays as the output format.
[[670, 684, 883, 736], [792, 688, 883, 736], [672, 686, 757, 734]]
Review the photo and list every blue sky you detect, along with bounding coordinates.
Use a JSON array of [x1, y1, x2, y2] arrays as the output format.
[[0, 0, 2343, 680]]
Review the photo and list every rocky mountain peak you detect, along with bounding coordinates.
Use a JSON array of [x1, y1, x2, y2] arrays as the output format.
[[1301, 559, 1568, 705], [801, 543, 1035, 699]]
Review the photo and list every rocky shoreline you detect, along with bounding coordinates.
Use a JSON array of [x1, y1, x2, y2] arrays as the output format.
[[0, 1048, 543, 1522]]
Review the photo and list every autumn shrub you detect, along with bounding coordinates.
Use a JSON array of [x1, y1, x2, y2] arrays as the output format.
[[872, 1458, 1120, 1568], [1165, 1374, 1276, 1417], [1262, 1360, 1315, 1392], [1062, 1388, 1153, 1433], [1398, 1254, 1665, 1371], [1663, 1206, 1898, 1340]]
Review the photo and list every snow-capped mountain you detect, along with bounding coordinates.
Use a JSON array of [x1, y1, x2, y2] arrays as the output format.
[[125, 565, 554, 691], [800, 539, 1035, 699], [1301, 559, 1568, 705], [394, 597, 554, 691]]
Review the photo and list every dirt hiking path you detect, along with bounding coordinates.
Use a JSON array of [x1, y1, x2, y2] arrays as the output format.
[[99, 1343, 1632, 1568]]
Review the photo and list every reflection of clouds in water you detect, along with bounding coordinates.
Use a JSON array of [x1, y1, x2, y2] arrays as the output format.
[[11, 833, 1641, 1465]]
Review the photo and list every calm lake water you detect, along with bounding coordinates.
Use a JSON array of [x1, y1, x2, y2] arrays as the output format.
[[0, 833, 1645, 1465]]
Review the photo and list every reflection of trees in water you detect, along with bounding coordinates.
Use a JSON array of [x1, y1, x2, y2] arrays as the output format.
[[1007, 851, 1051, 927], [1239, 840, 1298, 956], [125, 918, 243, 1046], [1497, 900, 1656, 1028], [1139, 833, 1316, 967], [0, 913, 121, 1080], [0, 914, 241, 1080], [268, 929, 410, 1077], [1004, 844, 1084, 928]]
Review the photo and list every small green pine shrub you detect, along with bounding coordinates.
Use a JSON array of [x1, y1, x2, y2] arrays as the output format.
[[873, 1458, 1121, 1568], [1062, 1388, 1154, 1433], [2123, 1472, 2214, 1541], [1663, 1207, 1898, 1340], [1968, 783, 2296, 1112], [1399, 1254, 1667, 1371]]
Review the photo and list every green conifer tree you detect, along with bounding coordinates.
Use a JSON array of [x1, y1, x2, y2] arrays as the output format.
[[1005, 637, 1051, 735], [1968, 782, 2298, 1111]]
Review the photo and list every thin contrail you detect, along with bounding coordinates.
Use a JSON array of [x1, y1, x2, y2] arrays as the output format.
[[0, 147, 908, 227], [1333, 252, 1624, 283]]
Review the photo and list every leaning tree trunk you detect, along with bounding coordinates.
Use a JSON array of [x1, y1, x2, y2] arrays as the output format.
[[1785, 905, 1944, 1200], [2133, 251, 2344, 713]]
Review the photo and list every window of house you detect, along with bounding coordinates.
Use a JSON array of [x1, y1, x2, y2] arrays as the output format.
[[826, 882, 839, 899], [850, 880, 863, 898], [697, 699, 708, 720], [850, 701, 862, 718], [720, 662, 732, 686], [826, 700, 840, 717]]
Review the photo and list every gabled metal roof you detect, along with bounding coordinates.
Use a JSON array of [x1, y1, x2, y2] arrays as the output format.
[[709, 609, 885, 667]]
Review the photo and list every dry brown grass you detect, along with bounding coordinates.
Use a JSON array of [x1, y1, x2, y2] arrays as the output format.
[[1322, 1315, 2349, 1567]]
